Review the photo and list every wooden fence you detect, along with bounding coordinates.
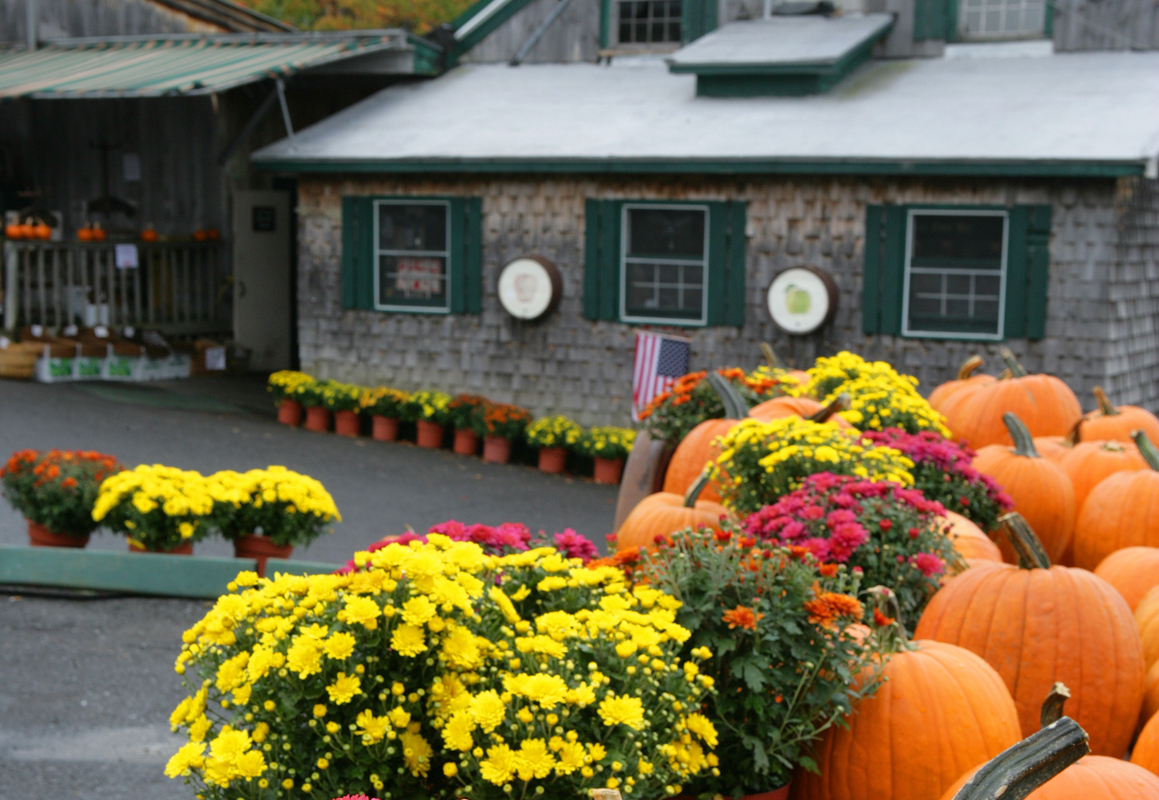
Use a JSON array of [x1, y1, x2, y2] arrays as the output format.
[[1, 240, 230, 335]]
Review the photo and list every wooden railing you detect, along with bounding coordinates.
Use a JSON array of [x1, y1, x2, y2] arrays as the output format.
[[1, 240, 230, 335]]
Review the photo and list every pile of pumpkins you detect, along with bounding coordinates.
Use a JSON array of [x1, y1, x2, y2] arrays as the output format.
[[616, 353, 1159, 799]]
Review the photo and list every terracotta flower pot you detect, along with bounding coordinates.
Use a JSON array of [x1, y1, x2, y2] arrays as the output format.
[[453, 428, 480, 455], [334, 409, 360, 437], [304, 405, 331, 433], [277, 398, 303, 426], [233, 533, 293, 578], [593, 456, 625, 485], [416, 420, 445, 449], [27, 520, 89, 548], [483, 436, 512, 464], [372, 415, 400, 442], [128, 540, 193, 555], [538, 446, 567, 474]]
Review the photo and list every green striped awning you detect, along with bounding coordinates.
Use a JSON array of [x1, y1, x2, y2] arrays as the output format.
[[0, 34, 410, 98]]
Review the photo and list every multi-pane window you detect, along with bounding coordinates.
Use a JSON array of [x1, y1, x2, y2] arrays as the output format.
[[617, 0, 682, 44], [902, 211, 1007, 339], [959, 0, 1046, 39], [620, 204, 708, 324], [374, 200, 450, 312]]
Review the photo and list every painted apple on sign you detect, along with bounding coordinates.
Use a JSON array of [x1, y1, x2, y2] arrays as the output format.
[[767, 266, 838, 334]]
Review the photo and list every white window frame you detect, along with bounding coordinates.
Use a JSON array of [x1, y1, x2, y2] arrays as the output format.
[[957, 0, 1047, 40], [614, 0, 684, 46], [372, 199, 452, 314], [619, 202, 710, 327], [901, 208, 1008, 341]]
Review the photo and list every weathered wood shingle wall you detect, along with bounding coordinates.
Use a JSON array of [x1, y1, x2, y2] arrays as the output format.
[[0, 0, 228, 43]]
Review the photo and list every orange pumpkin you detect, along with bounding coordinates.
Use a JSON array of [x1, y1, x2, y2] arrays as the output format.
[[1034, 435, 1076, 464], [973, 413, 1075, 564], [617, 473, 728, 552], [1078, 386, 1159, 446], [32, 221, 51, 239], [943, 754, 1159, 800], [91, 223, 106, 242], [747, 394, 854, 429], [940, 349, 1082, 449], [1138, 586, 1159, 671], [915, 513, 1145, 758], [77, 226, 94, 242], [1133, 709, 1159, 779], [791, 636, 1022, 800], [662, 372, 751, 503], [1073, 432, 1159, 570], [928, 355, 994, 412], [1143, 660, 1159, 729], [141, 227, 159, 243], [3, 222, 22, 239], [1094, 547, 1159, 612], [1056, 440, 1147, 564], [941, 510, 1002, 563]]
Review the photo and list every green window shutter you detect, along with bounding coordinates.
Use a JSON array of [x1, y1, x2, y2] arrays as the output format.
[[1005, 204, 1052, 340], [725, 201, 747, 326], [448, 197, 484, 315], [682, 0, 717, 43], [862, 204, 883, 333], [465, 197, 484, 314], [879, 205, 906, 335], [705, 201, 746, 326], [583, 199, 621, 321], [341, 197, 374, 310]]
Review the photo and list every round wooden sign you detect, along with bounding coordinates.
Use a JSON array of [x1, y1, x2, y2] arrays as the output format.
[[766, 266, 838, 334], [497, 256, 561, 321]]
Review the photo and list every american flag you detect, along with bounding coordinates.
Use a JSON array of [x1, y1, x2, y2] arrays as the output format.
[[631, 331, 692, 422]]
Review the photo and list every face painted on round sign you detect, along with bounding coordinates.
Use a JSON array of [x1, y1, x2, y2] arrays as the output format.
[[497, 258, 557, 320]]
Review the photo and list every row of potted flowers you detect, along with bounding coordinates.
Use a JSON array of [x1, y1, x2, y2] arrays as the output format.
[[1, 449, 339, 574], [268, 371, 635, 485]]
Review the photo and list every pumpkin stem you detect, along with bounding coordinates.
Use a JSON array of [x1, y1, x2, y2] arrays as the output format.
[[760, 342, 784, 370], [1004, 413, 1040, 458], [950, 717, 1089, 800], [1132, 430, 1159, 472], [684, 470, 710, 508], [957, 355, 985, 380], [1063, 418, 1082, 447], [1000, 347, 1029, 378], [809, 393, 850, 425], [1040, 682, 1071, 729], [866, 586, 915, 653], [706, 371, 750, 419], [998, 368, 1014, 381], [1091, 386, 1118, 416], [997, 513, 1053, 570]]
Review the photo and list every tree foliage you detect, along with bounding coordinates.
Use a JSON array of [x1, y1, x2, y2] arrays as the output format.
[[236, 0, 475, 34]]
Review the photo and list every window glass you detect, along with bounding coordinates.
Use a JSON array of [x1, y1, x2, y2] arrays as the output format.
[[904, 212, 1006, 338], [622, 205, 707, 323], [617, 0, 682, 44], [374, 201, 450, 311], [958, 0, 1045, 39]]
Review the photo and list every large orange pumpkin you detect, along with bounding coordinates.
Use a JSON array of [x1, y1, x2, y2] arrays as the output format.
[[615, 473, 729, 552], [1094, 547, 1159, 612], [1078, 386, 1159, 446], [747, 394, 854, 429], [1138, 586, 1159, 671], [1073, 432, 1159, 570], [1034, 434, 1077, 464], [791, 635, 1022, 800], [661, 373, 749, 503], [1057, 440, 1147, 564], [940, 350, 1082, 449], [1143, 661, 1159, 729], [1132, 708, 1159, 779], [944, 754, 1159, 800], [915, 513, 1145, 758], [928, 355, 994, 412], [941, 510, 1002, 564], [973, 413, 1075, 564]]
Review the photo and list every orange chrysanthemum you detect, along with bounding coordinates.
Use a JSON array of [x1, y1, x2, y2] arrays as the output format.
[[804, 592, 863, 627], [722, 605, 763, 631], [872, 608, 895, 627]]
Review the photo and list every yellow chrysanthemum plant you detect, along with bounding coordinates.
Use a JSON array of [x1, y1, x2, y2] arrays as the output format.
[[360, 387, 410, 419], [709, 418, 915, 515], [267, 371, 316, 406], [319, 382, 364, 413], [206, 467, 341, 548], [524, 415, 583, 450], [166, 539, 716, 800], [576, 427, 636, 460], [92, 465, 216, 552], [804, 352, 950, 436], [400, 390, 452, 426]]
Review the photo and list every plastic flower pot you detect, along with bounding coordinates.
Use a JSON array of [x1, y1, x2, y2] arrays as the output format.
[[233, 533, 293, 578], [453, 428, 479, 455], [304, 406, 331, 433], [128, 540, 193, 556], [27, 520, 88, 548], [372, 415, 400, 442], [277, 398, 303, 426], [416, 420, 444, 449], [538, 446, 567, 474], [593, 456, 624, 485], [334, 410, 360, 437], [483, 436, 512, 464]]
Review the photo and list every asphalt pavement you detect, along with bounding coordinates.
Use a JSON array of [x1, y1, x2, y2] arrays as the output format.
[[0, 373, 618, 800]]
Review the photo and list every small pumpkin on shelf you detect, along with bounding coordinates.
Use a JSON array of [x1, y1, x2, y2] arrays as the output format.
[[1077, 386, 1159, 445]]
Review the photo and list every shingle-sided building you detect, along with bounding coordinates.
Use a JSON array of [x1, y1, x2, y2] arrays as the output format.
[[253, 0, 1159, 424]]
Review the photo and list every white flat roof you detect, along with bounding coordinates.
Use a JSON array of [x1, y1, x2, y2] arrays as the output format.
[[253, 50, 1159, 176], [667, 15, 894, 69]]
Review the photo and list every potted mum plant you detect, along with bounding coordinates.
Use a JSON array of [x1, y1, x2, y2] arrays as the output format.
[[447, 394, 489, 455], [360, 387, 409, 442], [640, 367, 795, 445], [479, 402, 532, 463], [742, 472, 960, 631], [208, 466, 341, 576], [638, 524, 883, 799], [295, 378, 331, 433], [321, 382, 364, 437], [267, 370, 315, 426], [401, 390, 452, 449], [578, 426, 636, 484], [92, 465, 214, 554], [524, 415, 583, 473], [1, 449, 123, 547]]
